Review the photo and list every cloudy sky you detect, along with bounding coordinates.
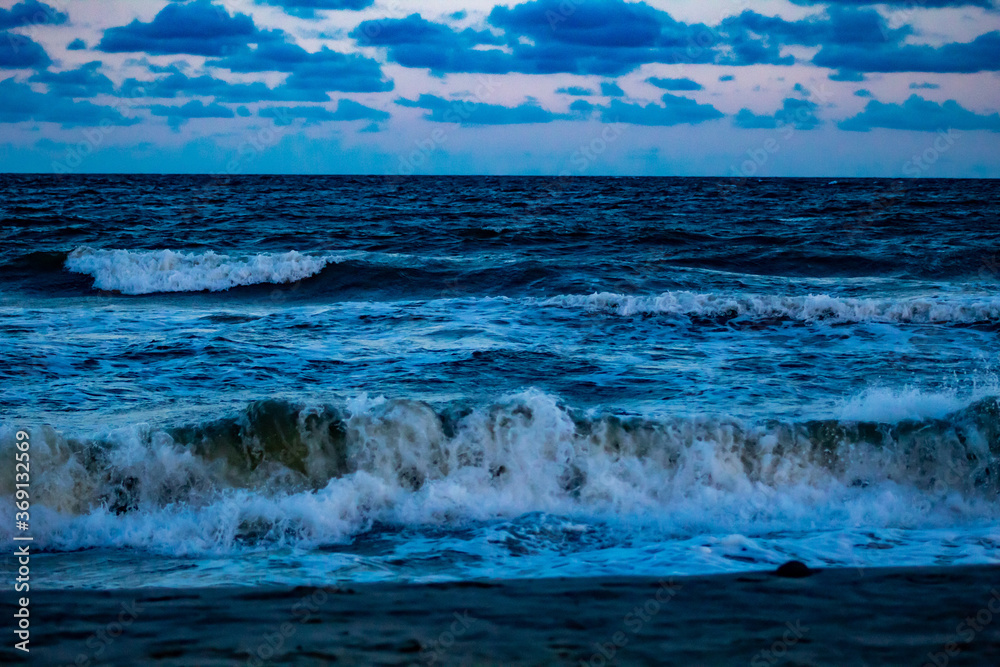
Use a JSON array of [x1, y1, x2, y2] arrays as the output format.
[[1, 0, 998, 176]]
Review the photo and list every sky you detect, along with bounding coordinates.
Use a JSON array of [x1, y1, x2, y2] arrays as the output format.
[[0, 0, 998, 176]]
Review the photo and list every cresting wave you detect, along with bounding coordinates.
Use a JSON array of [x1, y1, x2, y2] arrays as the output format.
[[65, 247, 336, 294], [543, 291, 1000, 324], [1, 390, 997, 554]]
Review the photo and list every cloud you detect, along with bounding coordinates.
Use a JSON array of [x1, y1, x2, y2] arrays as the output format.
[[0, 78, 138, 127], [719, 74, 734, 81], [599, 93, 723, 125], [814, 30, 1000, 73], [254, 0, 373, 18], [260, 99, 389, 124], [396, 94, 567, 124], [647, 76, 702, 91], [909, 81, 940, 89], [210, 42, 393, 92], [148, 99, 236, 128], [353, 1, 721, 76], [0, 31, 51, 68], [99, 0, 279, 56], [733, 97, 820, 129], [118, 69, 329, 102], [790, 0, 993, 7], [854, 88, 872, 97], [29, 61, 115, 97], [839, 95, 1000, 131], [67, 38, 87, 51], [601, 81, 625, 97], [0, 1, 66, 30], [556, 86, 594, 96]]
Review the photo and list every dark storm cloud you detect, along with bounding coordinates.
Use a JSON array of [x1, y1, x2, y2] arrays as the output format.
[[815, 30, 1000, 73], [99, 0, 281, 56], [0, 1, 66, 30], [599, 94, 724, 126], [647, 77, 702, 91], [733, 98, 821, 129], [253, 0, 374, 18], [29, 61, 115, 97], [0, 78, 138, 126], [210, 42, 393, 92], [839, 95, 1000, 131], [0, 31, 51, 68], [259, 100, 389, 124], [396, 94, 568, 124]]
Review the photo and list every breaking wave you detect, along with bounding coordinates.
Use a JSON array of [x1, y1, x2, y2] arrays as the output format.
[[2, 390, 998, 555], [65, 247, 335, 294], [542, 291, 1000, 324]]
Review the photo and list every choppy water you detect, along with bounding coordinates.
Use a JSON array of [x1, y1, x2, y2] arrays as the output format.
[[1, 175, 999, 588]]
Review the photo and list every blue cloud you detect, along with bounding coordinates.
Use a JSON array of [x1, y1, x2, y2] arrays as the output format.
[[118, 70, 329, 103], [601, 81, 625, 97], [839, 95, 1000, 131], [814, 30, 1000, 73], [647, 77, 702, 91], [210, 42, 393, 92], [600, 94, 723, 125], [0, 78, 138, 127], [148, 99, 236, 128], [733, 97, 820, 129], [353, 2, 722, 76], [99, 0, 279, 56], [0, 31, 51, 68], [67, 38, 87, 51], [0, 1, 66, 30], [254, 0, 373, 18], [260, 99, 389, 124], [30, 61, 115, 97], [791, 0, 992, 6], [396, 94, 567, 124]]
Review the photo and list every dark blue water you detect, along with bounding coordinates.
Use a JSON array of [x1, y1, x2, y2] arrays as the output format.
[[1, 175, 998, 588]]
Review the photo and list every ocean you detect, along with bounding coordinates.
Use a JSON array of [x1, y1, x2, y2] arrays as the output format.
[[2, 174, 999, 589]]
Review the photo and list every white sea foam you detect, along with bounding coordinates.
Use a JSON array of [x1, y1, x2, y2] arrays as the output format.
[[65, 247, 335, 294], [1, 390, 997, 557], [541, 291, 1000, 324]]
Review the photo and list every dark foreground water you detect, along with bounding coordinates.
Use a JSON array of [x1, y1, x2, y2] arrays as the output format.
[[1, 175, 998, 588]]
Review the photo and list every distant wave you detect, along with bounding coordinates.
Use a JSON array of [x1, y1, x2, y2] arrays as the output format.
[[2, 390, 998, 554], [542, 291, 1000, 324], [65, 247, 335, 294]]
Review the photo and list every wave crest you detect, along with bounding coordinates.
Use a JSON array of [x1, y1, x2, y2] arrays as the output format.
[[543, 291, 1000, 324], [65, 247, 333, 294], [2, 391, 998, 554]]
